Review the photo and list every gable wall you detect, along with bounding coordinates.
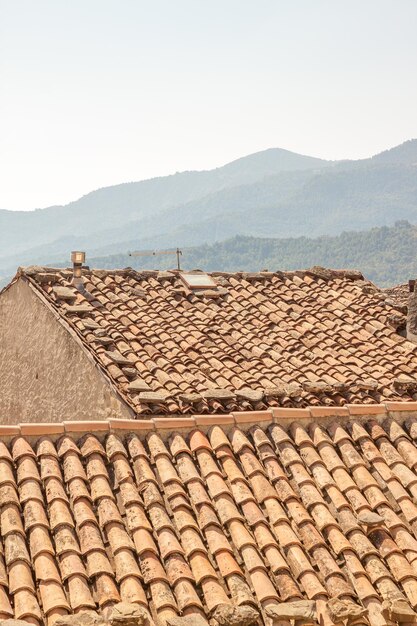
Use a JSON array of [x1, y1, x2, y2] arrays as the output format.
[[0, 278, 134, 423]]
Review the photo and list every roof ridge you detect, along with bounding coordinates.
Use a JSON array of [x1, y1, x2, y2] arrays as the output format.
[[1, 402, 416, 440], [16, 264, 367, 282]]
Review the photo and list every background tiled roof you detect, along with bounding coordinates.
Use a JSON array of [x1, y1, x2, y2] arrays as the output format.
[[1, 405, 417, 626], [17, 266, 417, 416], [383, 283, 410, 310]]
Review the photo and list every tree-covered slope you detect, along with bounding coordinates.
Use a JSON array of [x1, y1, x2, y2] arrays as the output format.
[[85, 220, 417, 287]]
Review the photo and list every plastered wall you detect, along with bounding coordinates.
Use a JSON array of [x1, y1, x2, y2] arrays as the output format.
[[0, 279, 134, 423]]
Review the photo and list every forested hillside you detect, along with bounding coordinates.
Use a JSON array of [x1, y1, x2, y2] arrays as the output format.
[[85, 220, 417, 287]]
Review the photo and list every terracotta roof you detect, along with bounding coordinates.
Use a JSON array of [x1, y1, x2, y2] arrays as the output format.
[[1, 404, 417, 626], [383, 284, 410, 311], [10, 265, 417, 416]]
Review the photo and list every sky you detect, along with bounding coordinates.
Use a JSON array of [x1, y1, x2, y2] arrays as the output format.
[[0, 0, 416, 211]]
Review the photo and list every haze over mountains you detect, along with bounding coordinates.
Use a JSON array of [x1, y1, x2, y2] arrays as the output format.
[[1, 139, 417, 285]]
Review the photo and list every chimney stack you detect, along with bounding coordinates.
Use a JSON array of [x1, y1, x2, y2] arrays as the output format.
[[71, 251, 86, 286], [407, 279, 417, 343]]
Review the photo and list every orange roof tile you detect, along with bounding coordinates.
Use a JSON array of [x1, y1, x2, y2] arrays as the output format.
[[0, 408, 416, 625], [11, 266, 417, 416]]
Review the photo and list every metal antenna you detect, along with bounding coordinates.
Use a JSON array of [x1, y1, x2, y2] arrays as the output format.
[[175, 247, 182, 270], [128, 247, 183, 271]]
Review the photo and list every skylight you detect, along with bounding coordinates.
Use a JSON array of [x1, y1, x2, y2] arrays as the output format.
[[179, 272, 217, 289]]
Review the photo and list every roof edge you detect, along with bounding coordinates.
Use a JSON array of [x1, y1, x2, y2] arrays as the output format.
[[2, 402, 417, 442]]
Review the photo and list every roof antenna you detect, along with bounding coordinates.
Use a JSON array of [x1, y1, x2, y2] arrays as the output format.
[[128, 247, 183, 271]]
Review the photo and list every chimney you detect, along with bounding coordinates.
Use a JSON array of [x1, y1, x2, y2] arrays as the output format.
[[407, 279, 417, 343], [71, 251, 86, 287]]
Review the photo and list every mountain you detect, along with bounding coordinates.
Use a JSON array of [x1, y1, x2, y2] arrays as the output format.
[[1, 139, 417, 283], [0, 147, 331, 258], [370, 138, 417, 164]]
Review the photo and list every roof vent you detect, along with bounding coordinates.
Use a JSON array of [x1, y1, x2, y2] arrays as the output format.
[[71, 251, 86, 287]]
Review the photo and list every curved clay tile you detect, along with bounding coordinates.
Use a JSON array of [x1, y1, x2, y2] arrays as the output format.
[[79, 434, 106, 458], [11, 437, 36, 461], [0, 442, 13, 464], [188, 430, 212, 453], [105, 433, 129, 460], [55, 436, 80, 458], [3, 410, 417, 624], [37, 438, 59, 459]]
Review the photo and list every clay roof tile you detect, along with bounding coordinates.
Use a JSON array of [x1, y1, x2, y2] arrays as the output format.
[[118, 480, 142, 507], [11, 437, 36, 461], [30, 522, 54, 556], [0, 442, 13, 463], [62, 451, 87, 481], [13, 588, 42, 620], [56, 436, 80, 457], [89, 475, 114, 502], [127, 433, 148, 460], [118, 576, 147, 607], [207, 426, 231, 452], [8, 559, 35, 594], [66, 574, 96, 610], [348, 421, 370, 442], [147, 432, 171, 458], [1, 502, 25, 536], [289, 422, 313, 447], [327, 421, 352, 445], [17, 456, 41, 484], [188, 430, 212, 452], [93, 573, 121, 607], [251, 425, 273, 447], [230, 428, 254, 454], [105, 433, 128, 460], [40, 457, 63, 482], [4, 403, 417, 621], [169, 432, 191, 457], [383, 418, 410, 442], [269, 423, 292, 446], [37, 438, 59, 458], [79, 434, 106, 457], [308, 422, 333, 447], [365, 420, 388, 441]]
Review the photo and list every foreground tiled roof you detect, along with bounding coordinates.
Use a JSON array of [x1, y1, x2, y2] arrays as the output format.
[[1, 405, 417, 626], [11, 265, 417, 416]]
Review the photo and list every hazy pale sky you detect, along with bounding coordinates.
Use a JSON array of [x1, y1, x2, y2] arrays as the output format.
[[1, 0, 416, 210]]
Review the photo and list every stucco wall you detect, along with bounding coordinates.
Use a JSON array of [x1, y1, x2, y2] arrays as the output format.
[[0, 278, 134, 423]]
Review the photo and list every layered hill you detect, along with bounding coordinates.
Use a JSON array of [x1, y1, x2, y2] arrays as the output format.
[[0, 147, 331, 258], [1, 139, 417, 283]]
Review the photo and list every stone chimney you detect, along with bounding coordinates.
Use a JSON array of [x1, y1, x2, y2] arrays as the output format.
[[71, 250, 86, 287], [407, 279, 417, 343]]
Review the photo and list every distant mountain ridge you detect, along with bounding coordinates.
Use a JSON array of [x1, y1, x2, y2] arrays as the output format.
[[0, 147, 331, 257], [1, 139, 417, 282], [370, 138, 417, 164]]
